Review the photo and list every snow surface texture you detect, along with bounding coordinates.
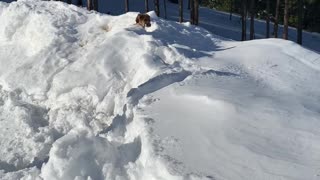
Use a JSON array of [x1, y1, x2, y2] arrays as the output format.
[[0, 0, 320, 180]]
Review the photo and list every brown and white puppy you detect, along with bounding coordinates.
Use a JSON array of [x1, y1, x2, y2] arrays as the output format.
[[135, 13, 151, 28]]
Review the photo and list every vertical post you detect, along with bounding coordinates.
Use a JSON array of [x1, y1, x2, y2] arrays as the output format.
[[266, 0, 270, 38], [145, 0, 149, 12], [283, 0, 288, 40], [179, 0, 183, 22], [154, 0, 160, 17], [297, 0, 303, 44], [188, 0, 190, 10], [241, 0, 247, 41], [194, 0, 199, 25], [190, 0, 194, 24], [87, 0, 92, 10], [250, 0, 255, 40], [274, 0, 280, 38], [125, 0, 129, 12]]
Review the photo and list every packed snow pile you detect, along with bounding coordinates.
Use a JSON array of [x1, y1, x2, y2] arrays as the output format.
[[0, 0, 320, 180]]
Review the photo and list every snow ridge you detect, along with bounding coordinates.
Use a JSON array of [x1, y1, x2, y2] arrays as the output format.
[[0, 1, 199, 179]]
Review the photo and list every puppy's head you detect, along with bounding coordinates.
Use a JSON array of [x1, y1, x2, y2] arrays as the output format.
[[136, 14, 151, 27], [142, 14, 151, 27]]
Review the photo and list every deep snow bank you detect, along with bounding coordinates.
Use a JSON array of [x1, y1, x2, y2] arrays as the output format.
[[0, 0, 319, 180], [136, 39, 320, 180]]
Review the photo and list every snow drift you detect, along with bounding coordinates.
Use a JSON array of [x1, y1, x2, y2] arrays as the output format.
[[0, 0, 319, 180]]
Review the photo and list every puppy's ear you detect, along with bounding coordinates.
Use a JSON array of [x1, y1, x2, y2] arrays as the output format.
[[136, 14, 141, 23]]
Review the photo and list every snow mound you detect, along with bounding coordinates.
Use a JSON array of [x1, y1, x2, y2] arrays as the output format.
[[0, 1, 319, 180]]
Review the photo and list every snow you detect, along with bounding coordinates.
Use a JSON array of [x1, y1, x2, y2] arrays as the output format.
[[0, 0, 319, 180], [136, 40, 320, 179]]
